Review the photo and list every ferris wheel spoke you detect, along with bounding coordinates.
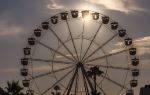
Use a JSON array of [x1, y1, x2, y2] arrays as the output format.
[[80, 64, 95, 92], [100, 74, 126, 89], [96, 83, 106, 95], [41, 67, 75, 95], [88, 76, 106, 95], [83, 33, 118, 62], [85, 48, 129, 64], [75, 69, 79, 95], [30, 64, 75, 80], [30, 58, 74, 64], [81, 68, 90, 95], [86, 64, 131, 70], [80, 20, 85, 60], [32, 79, 42, 94], [48, 27, 77, 62], [37, 41, 75, 62], [81, 22, 103, 61], [64, 67, 78, 95], [66, 20, 79, 61]]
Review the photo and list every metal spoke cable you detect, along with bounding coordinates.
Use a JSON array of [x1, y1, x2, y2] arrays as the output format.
[[86, 64, 131, 70], [65, 67, 78, 95], [83, 33, 118, 62], [80, 65, 95, 92], [75, 69, 79, 95], [63, 67, 76, 95], [100, 74, 126, 89], [82, 69, 90, 95], [37, 41, 75, 62], [31, 65, 75, 80], [85, 48, 129, 64], [49, 27, 77, 62], [32, 79, 42, 95], [30, 58, 74, 64], [89, 76, 106, 95], [41, 67, 75, 95], [81, 22, 103, 61], [80, 20, 85, 61], [95, 82, 106, 95], [66, 20, 79, 61]]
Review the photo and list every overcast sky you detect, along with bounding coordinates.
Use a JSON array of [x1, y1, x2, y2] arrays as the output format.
[[0, 0, 150, 95]]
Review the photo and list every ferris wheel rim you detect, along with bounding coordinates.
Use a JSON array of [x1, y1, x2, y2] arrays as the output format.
[[20, 11, 139, 95]]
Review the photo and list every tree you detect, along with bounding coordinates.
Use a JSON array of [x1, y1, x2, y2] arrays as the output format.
[[0, 80, 24, 95], [0, 87, 8, 95]]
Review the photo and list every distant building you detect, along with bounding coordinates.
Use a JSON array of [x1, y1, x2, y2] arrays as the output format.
[[140, 85, 150, 95]]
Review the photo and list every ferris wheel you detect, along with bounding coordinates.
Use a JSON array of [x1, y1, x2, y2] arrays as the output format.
[[20, 10, 140, 95]]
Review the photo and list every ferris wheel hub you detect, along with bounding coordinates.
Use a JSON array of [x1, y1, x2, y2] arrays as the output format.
[[77, 61, 83, 68]]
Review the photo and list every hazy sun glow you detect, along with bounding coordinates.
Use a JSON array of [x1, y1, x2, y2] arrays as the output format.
[[83, 14, 91, 21]]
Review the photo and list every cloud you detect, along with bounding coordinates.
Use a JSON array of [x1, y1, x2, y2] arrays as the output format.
[[141, 59, 150, 67], [0, 19, 23, 36], [33, 64, 70, 72], [134, 36, 150, 56], [112, 36, 150, 56], [0, 64, 70, 74], [107, 36, 150, 70], [47, 0, 64, 10], [0, 68, 18, 73], [134, 36, 150, 47], [84, 0, 144, 13]]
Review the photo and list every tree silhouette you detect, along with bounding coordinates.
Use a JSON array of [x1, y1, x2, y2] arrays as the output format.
[[0, 87, 8, 95], [0, 80, 24, 95]]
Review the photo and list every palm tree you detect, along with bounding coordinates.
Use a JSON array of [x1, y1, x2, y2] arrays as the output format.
[[0, 87, 8, 95], [5, 80, 24, 95], [52, 85, 61, 95], [87, 66, 103, 95]]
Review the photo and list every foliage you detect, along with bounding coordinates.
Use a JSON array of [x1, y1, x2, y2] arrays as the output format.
[[0, 80, 24, 95]]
